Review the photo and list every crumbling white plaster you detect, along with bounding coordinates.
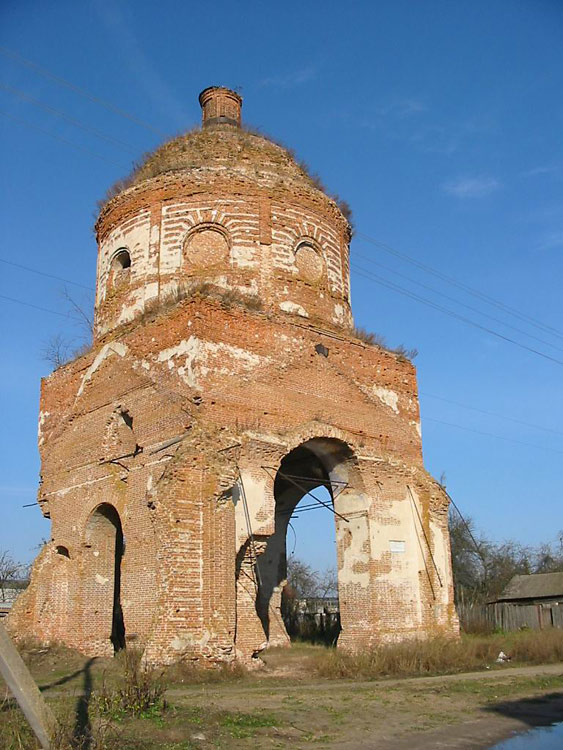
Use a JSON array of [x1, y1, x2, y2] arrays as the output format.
[[231, 244, 257, 268], [410, 420, 422, 438], [157, 336, 269, 389], [38, 410, 50, 446], [77, 342, 128, 397], [372, 386, 400, 414], [279, 300, 309, 318]]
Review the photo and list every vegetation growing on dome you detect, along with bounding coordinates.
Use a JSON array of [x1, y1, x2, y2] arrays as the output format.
[[96, 125, 354, 232]]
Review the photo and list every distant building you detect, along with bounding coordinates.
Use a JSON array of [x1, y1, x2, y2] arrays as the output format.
[[495, 572, 563, 605], [0, 580, 29, 618], [490, 572, 563, 630]]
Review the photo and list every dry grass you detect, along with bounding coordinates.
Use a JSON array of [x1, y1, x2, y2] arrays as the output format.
[[352, 327, 418, 361], [164, 658, 247, 685], [96, 124, 354, 233], [132, 281, 263, 329], [313, 630, 563, 679], [97, 650, 166, 720]]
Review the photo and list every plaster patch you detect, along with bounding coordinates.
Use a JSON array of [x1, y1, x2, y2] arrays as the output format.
[[231, 245, 257, 268], [157, 336, 268, 389], [77, 342, 128, 397], [372, 386, 399, 414], [38, 410, 50, 445], [279, 301, 309, 318]]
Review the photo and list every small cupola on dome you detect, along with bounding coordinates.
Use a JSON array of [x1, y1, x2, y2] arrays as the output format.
[[199, 86, 242, 128]]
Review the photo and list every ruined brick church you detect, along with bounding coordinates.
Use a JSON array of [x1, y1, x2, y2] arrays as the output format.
[[8, 87, 458, 664]]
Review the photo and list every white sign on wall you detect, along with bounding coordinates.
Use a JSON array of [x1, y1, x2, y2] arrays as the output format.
[[390, 540, 406, 553]]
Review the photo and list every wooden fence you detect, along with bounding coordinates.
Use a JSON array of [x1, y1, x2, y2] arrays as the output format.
[[457, 601, 563, 632]]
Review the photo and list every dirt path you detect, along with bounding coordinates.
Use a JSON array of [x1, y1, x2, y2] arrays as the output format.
[[6, 651, 563, 749], [161, 663, 563, 749]]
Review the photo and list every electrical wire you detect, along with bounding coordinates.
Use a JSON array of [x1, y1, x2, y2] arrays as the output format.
[[351, 263, 563, 366], [0, 293, 71, 318], [420, 392, 563, 438], [0, 258, 94, 291], [0, 109, 126, 167], [352, 249, 563, 354], [0, 45, 166, 137], [0, 82, 139, 154], [355, 231, 563, 341], [422, 415, 563, 455], [0, 284, 561, 455]]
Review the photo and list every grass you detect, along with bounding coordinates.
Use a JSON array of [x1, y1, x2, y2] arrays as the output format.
[[312, 629, 563, 679], [3, 632, 563, 749], [96, 649, 166, 721], [352, 326, 418, 361], [133, 281, 264, 329], [96, 125, 354, 235]]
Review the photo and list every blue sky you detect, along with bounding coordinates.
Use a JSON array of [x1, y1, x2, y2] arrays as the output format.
[[1, 0, 562, 569]]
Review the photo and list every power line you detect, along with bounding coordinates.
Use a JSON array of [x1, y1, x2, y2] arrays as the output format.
[[0, 82, 139, 154], [423, 415, 563, 455], [420, 391, 563, 438], [0, 45, 166, 138], [0, 258, 94, 291], [0, 293, 71, 319], [0, 109, 126, 167], [351, 263, 563, 367], [1, 289, 559, 456], [352, 248, 563, 354], [355, 231, 563, 341]]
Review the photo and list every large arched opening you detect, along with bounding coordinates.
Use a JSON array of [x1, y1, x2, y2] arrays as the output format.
[[256, 438, 355, 647], [83, 503, 126, 653]]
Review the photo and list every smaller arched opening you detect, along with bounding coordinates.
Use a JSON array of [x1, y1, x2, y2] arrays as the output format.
[[108, 248, 131, 289], [84, 503, 126, 653], [55, 545, 70, 559]]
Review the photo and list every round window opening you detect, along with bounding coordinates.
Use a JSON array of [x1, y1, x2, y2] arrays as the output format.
[[295, 242, 324, 284]]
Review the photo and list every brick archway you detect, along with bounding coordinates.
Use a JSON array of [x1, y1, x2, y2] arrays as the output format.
[[82, 503, 126, 656]]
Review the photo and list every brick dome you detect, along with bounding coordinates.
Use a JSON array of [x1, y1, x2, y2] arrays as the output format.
[[93, 88, 353, 340]]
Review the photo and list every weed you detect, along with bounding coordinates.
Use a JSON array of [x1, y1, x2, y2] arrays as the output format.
[[352, 327, 418, 360], [220, 711, 278, 739], [96, 649, 166, 721]]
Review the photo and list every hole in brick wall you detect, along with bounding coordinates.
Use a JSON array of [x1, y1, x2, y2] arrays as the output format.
[[315, 344, 329, 358], [55, 545, 70, 558], [192, 395, 203, 406]]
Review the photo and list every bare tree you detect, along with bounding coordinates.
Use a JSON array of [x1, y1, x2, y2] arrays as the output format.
[[41, 287, 94, 369], [0, 550, 24, 603], [41, 333, 73, 368], [61, 286, 94, 339]]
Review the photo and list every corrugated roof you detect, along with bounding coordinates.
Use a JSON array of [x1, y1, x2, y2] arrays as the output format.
[[496, 572, 563, 601]]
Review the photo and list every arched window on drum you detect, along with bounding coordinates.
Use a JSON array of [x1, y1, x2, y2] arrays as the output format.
[[108, 248, 131, 289]]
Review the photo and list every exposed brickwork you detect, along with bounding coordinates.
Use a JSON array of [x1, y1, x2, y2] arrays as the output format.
[[7, 87, 458, 665]]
